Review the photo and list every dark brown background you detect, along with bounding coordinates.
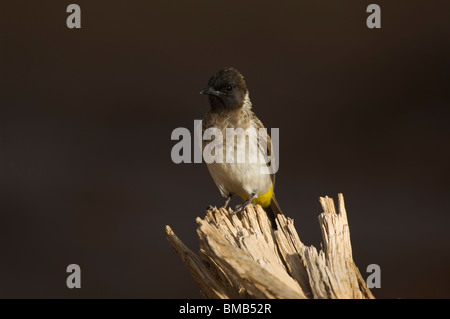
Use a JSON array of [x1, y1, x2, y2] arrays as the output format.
[[1, 0, 449, 298]]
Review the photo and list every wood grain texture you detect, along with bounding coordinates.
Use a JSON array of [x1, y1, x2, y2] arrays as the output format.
[[165, 193, 374, 299]]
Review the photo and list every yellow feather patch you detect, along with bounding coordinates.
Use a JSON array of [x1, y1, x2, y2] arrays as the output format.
[[240, 184, 273, 208]]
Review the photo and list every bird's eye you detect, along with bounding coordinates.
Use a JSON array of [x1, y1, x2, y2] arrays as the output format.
[[226, 85, 232, 92]]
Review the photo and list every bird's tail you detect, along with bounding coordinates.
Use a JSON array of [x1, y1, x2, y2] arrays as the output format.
[[264, 193, 283, 228]]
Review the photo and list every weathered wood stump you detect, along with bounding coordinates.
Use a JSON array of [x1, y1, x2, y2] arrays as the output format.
[[165, 193, 374, 299]]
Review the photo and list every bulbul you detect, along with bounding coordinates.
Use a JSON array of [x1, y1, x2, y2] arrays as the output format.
[[200, 67, 282, 221]]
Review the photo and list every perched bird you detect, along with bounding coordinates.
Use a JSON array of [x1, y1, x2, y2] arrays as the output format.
[[200, 67, 282, 222]]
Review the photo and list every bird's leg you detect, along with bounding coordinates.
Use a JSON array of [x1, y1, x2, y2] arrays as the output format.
[[232, 192, 256, 216], [222, 194, 232, 209], [206, 194, 233, 211]]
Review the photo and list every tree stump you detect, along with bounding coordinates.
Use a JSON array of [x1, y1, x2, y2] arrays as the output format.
[[165, 193, 374, 299]]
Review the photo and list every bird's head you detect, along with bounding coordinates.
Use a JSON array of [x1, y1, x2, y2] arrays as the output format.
[[200, 67, 248, 111]]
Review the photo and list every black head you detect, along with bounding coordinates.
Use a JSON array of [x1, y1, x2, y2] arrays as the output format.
[[200, 67, 248, 111]]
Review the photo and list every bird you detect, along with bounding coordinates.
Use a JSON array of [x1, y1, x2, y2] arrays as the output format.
[[200, 67, 282, 223]]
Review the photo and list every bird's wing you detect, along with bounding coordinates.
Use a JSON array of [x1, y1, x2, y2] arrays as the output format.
[[250, 112, 276, 187]]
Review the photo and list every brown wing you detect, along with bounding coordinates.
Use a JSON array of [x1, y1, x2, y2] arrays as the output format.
[[250, 112, 276, 187]]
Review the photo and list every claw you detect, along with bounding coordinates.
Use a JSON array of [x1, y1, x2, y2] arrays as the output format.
[[231, 192, 257, 216], [231, 203, 246, 216]]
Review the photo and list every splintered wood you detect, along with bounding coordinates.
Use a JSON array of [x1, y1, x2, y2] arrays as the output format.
[[165, 194, 374, 299]]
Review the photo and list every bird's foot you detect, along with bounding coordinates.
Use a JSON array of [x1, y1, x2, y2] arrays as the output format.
[[231, 193, 256, 216], [221, 194, 232, 209]]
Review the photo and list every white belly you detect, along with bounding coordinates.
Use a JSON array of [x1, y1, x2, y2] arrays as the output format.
[[204, 127, 272, 198]]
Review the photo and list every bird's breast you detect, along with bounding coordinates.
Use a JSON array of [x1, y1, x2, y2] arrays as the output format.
[[202, 111, 272, 198]]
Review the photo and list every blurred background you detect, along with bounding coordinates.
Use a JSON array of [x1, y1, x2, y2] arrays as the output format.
[[1, 0, 449, 298]]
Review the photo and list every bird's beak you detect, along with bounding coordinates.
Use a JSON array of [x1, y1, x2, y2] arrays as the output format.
[[200, 86, 221, 96]]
